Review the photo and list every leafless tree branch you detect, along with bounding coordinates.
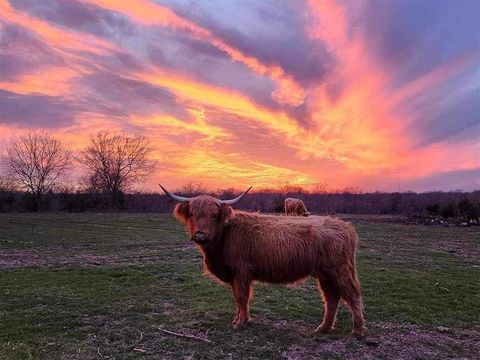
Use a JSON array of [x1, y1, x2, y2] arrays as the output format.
[[2, 132, 71, 210], [77, 132, 157, 207]]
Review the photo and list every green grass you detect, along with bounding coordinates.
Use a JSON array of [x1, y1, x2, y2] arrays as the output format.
[[0, 213, 479, 359]]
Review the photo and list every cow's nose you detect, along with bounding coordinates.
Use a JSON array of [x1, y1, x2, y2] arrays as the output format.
[[192, 231, 208, 242]]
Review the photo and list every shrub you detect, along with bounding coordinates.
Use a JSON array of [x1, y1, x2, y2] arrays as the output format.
[[426, 203, 441, 216], [457, 198, 479, 221], [441, 202, 458, 219]]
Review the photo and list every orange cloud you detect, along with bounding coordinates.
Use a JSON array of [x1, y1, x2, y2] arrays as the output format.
[[132, 64, 407, 173], [167, 150, 313, 189], [305, 0, 480, 183], [0, 0, 117, 55], [130, 112, 232, 141], [0, 67, 80, 96], [80, 0, 305, 106], [0, 1, 117, 97], [307, 0, 349, 51], [133, 67, 305, 139], [305, 0, 414, 172]]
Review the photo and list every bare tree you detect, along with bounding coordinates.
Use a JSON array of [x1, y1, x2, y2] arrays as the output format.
[[77, 132, 157, 207], [279, 184, 305, 194], [311, 182, 331, 194], [3, 132, 71, 210]]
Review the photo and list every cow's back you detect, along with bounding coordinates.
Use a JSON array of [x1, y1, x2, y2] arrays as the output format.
[[223, 213, 354, 283]]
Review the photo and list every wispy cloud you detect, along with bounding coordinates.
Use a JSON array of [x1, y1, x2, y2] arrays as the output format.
[[81, 0, 306, 106]]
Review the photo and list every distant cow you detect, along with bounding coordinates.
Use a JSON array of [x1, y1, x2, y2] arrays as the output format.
[[160, 185, 366, 338], [285, 197, 310, 216]]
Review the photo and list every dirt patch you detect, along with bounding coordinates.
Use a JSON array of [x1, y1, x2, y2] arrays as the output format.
[[285, 322, 480, 360], [0, 247, 168, 268], [0, 249, 118, 268], [0, 242, 195, 269]]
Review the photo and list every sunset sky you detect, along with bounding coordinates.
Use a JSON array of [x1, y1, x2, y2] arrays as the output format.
[[1, 0, 479, 192]]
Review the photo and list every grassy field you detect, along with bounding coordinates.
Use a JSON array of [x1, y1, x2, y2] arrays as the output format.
[[0, 213, 479, 360]]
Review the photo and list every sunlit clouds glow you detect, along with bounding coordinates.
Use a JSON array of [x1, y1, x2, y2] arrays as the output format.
[[1, 0, 479, 191]]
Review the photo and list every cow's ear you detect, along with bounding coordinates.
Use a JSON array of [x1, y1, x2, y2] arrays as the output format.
[[174, 202, 190, 223], [220, 204, 235, 223]]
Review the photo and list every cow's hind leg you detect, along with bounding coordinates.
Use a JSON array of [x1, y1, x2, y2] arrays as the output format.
[[231, 277, 252, 329], [315, 278, 340, 333], [341, 278, 366, 338]]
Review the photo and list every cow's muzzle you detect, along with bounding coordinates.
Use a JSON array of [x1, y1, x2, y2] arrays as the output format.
[[192, 231, 209, 244]]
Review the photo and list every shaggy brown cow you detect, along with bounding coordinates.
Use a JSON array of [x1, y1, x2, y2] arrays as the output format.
[[160, 185, 366, 338], [285, 197, 310, 216]]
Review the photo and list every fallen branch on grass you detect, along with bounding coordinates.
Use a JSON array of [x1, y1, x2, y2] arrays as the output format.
[[97, 347, 105, 358], [133, 330, 143, 345], [153, 326, 212, 343]]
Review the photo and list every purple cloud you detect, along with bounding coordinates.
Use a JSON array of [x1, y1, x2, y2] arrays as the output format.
[[0, 90, 76, 127], [160, 0, 331, 86], [0, 22, 65, 81], [8, 0, 135, 38]]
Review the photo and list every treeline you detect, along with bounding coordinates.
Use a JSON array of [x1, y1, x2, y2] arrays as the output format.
[[1, 132, 479, 220], [1, 187, 479, 221]]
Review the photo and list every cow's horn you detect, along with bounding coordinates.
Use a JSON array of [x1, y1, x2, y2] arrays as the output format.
[[159, 184, 192, 202], [219, 186, 252, 205]]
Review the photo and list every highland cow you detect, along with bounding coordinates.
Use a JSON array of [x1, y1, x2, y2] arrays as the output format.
[[160, 185, 366, 338], [285, 197, 310, 216]]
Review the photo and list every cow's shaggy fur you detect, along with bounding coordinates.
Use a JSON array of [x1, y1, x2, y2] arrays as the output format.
[[285, 197, 310, 216], [173, 195, 366, 337]]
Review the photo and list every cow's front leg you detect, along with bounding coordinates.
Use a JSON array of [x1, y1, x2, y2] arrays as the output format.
[[232, 308, 239, 324], [231, 277, 252, 329]]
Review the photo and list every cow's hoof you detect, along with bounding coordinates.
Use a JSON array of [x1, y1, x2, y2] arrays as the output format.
[[351, 328, 367, 340], [314, 325, 333, 334], [232, 321, 248, 330]]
